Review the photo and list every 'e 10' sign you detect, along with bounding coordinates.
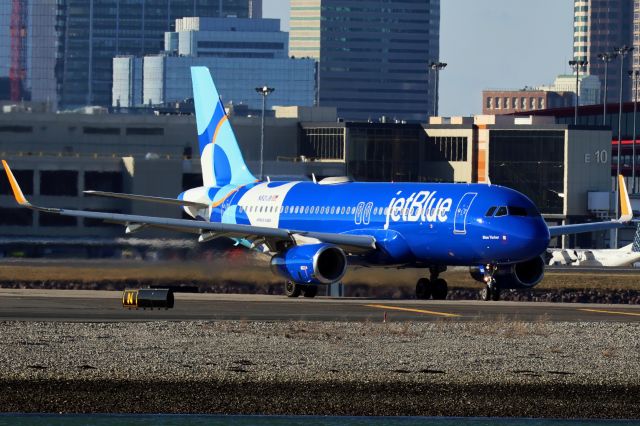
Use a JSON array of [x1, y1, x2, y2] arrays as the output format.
[[585, 150, 608, 164]]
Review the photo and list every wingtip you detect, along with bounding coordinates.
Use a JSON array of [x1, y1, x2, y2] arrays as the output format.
[[2, 159, 29, 206], [618, 174, 633, 222]]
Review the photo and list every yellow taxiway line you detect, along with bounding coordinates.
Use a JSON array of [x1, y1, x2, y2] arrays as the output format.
[[365, 304, 461, 318], [578, 308, 640, 318]]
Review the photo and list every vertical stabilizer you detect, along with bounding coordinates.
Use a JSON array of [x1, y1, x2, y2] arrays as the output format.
[[191, 66, 257, 187]]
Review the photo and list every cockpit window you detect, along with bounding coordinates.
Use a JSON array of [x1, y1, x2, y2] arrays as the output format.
[[495, 206, 508, 217], [508, 206, 528, 216], [485, 206, 497, 217]]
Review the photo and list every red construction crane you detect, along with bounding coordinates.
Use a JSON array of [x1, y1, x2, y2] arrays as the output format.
[[9, 0, 27, 101]]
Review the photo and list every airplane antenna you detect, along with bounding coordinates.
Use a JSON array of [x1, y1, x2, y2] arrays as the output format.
[[267, 176, 271, 183], [312, 173, 317, 184]]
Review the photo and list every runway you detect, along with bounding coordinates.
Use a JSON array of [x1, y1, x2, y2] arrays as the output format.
[[1, 289, 640, 322]]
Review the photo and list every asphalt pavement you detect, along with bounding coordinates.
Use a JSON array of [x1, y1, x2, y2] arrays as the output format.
[[1, 289, 640, 322]]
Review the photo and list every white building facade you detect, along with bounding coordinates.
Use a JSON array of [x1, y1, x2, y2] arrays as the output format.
[[538, 74, 601, 106]]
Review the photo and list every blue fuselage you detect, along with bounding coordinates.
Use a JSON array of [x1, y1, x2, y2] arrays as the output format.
[[198, 181, 550, 267]]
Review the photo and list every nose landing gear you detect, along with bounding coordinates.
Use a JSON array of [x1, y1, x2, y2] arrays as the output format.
[[415, 266, 448, 300], [480, 264, 501, 301]]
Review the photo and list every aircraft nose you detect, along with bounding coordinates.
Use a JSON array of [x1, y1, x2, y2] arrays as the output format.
[[506, 218, 550, 261]]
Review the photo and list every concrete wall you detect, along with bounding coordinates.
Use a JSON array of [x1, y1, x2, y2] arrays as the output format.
[[565, 128, 613, 216]]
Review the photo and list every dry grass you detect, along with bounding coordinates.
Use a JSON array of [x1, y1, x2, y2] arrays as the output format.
[[0, 258, 638, 291]]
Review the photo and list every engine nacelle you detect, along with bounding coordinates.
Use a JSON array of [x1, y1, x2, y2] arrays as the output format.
[[469, 256, 545, 289], [270, 243, 347, 285]]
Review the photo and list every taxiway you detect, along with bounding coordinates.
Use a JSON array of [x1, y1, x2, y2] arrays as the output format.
[[1, 289, 639, 322]]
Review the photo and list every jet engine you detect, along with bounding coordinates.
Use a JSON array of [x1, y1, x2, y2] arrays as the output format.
[[270, 243, 347, 285], [469, 256, 545, 289]]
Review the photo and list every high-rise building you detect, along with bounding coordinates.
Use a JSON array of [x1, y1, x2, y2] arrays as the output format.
[[0, 0, 58, 106], [573, 0, 633, 103], [113, 18, 315, 110], [57, 0, 252, 108], [249, 0, 262, 18], [289, 0, 440, 122], [635, 0, 640, 71]]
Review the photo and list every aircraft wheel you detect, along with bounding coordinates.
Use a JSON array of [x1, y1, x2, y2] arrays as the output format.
[[284, 281, 301, 298], [490, 287, 501, 301], [480, 286, 490, 301], [302, 285, 318, 298], [432, 278, 448, 300], [416, 278, 431, 300]]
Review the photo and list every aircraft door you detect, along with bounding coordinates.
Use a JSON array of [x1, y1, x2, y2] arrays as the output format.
[[453, 192, 477, 235], [363, 202, 373, 225], [354, 202, 365, 225]]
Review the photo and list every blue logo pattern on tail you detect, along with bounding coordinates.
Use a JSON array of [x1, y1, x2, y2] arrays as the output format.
[[191, 66, 257, 187]]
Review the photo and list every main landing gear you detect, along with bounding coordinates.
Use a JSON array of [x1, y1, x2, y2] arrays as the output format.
[[480, 264, 501, 301], [415, 266, 448, 300], [284, 281, 318, 298]]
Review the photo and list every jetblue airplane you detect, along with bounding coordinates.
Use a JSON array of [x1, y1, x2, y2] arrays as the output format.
[[2, 67, 633, 301]]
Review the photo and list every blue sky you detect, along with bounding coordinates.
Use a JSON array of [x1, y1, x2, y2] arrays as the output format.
[[263, 0, 574, 116]]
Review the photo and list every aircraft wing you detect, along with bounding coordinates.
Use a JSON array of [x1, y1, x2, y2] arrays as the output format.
[[548, 175, 633, 237], [84, 190, 209, 209], [2, 161, 376, 253]]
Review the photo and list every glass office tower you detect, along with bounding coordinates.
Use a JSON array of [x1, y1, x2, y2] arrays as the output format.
[[574, 0, 633, 103], [290, 0, 440, 122], [58, 0, 251, 108]]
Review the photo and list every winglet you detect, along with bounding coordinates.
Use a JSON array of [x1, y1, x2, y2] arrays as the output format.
[[618, 174, 633, 222], [2, 160, 29, 206]]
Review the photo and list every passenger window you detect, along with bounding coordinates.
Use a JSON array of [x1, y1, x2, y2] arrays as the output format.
[[495, 206, 508, 217], [485, 206, 496, 217], [508, 206, 528, 216]]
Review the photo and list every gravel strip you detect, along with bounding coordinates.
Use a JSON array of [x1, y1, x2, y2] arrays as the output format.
[[1, 320, 639, 417]]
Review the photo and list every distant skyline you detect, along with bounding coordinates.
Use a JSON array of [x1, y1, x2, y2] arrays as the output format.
[[263, 0, 574, 116]]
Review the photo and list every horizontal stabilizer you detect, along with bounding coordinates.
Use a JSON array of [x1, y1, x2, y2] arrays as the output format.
[[84, 191, 209, 209]]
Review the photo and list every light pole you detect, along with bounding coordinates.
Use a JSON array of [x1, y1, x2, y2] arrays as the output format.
[[569, 59, 588, 125], [598, 52, 617, 125], [614, 45, 633, 248], [429, 61, 447, 117], [255, 85, 274, 181], [629, 69, 640, 192]]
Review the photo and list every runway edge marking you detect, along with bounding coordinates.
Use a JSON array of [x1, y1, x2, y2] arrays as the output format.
[[578, 308, 640, 318], [364, 304, 462, 318]]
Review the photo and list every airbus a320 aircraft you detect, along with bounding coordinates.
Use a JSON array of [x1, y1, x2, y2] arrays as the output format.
[[2, 67, 634, 301]]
